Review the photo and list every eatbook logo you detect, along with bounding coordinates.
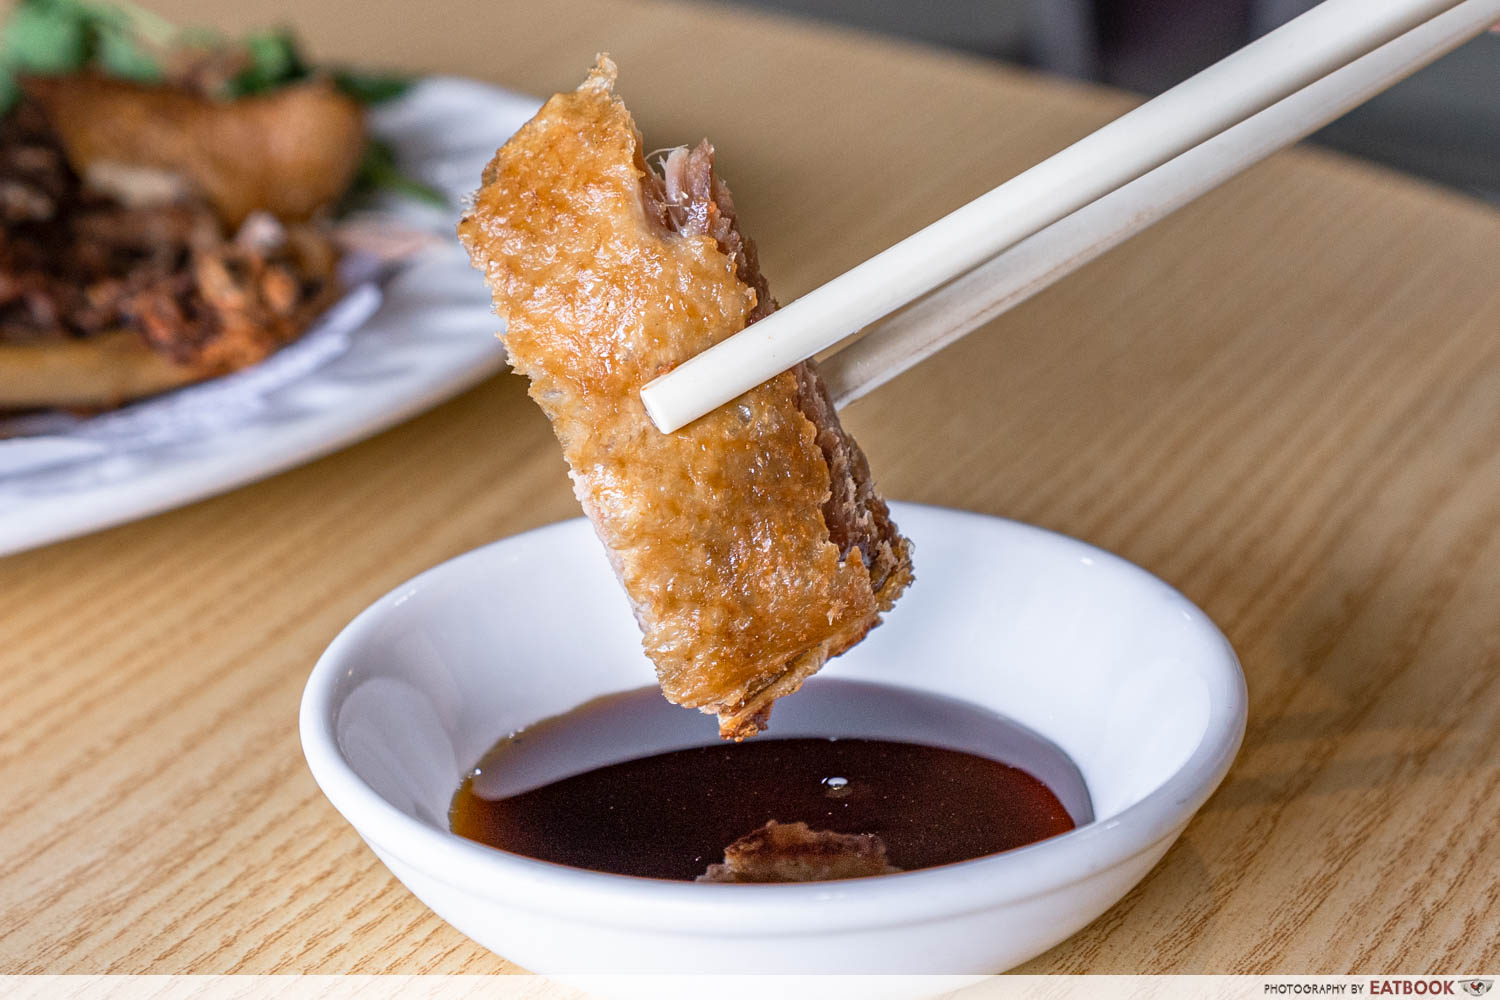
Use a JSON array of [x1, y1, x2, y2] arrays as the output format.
[[1460, 982, 1493, 997]]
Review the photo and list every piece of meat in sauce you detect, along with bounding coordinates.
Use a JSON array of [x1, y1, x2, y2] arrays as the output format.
[[697, 820, 902, 883]]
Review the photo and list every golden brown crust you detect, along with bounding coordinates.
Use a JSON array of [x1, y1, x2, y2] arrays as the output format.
[[459, 57, 911, 738], [22, 74, 366, 228], [697, 821, 902, 883]]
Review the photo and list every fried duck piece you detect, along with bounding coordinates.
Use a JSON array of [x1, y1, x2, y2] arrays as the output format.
[[0, 101, 341, 409], [22, 74, 365, 228], [698, 821, 902, 883], [459, 58, 912, 739]]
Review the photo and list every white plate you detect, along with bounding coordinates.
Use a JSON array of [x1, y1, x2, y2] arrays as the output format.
[[0, 78, 540, 557]]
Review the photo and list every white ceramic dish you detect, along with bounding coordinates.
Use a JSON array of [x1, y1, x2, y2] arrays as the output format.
[[0, 78, 539, 557], [300, 503, 1246, 974]]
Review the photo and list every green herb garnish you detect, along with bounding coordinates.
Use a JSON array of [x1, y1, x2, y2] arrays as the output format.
[[0, 0, 419, 108], [331, 69, 411, 105], [346, 138, 447, 210], [222, 27, 306, 97], [0, 0, 168, 111], [2, 0, 97, 77], [92, 19, 163, 81]]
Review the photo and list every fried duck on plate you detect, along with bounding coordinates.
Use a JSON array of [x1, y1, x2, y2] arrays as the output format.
[[459, 58, 913, 738], [0, 1, 430, 411]]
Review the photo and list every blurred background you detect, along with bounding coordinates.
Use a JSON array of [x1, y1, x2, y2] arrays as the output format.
[[726, 0, 1500, 204]]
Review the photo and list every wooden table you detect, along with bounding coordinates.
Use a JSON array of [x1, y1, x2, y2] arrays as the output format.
[[4, 0, 1498, 976]]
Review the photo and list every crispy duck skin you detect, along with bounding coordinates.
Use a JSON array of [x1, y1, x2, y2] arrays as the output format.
[[22, 74, 366, 228], [459, 58, 912, 738]]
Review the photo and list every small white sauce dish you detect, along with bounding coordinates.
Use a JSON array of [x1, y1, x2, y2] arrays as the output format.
[[300, 503, 1246, 974]]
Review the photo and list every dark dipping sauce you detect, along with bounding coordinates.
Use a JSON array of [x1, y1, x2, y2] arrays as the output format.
[[450, 736, 1076, 881]]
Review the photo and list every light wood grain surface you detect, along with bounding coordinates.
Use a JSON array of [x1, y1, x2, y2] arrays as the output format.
[[3, 0, 1498, 975]]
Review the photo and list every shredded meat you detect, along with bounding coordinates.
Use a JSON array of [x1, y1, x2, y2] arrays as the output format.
[[697, 821, 902, 883], [0, 99, 339, 374], [642, 141, 776, 324], [459, 58, 913, 738]]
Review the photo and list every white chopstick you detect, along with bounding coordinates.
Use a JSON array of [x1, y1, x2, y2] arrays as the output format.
[[640, 0, 1474, 433], [821, 0, 1500, 407]]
